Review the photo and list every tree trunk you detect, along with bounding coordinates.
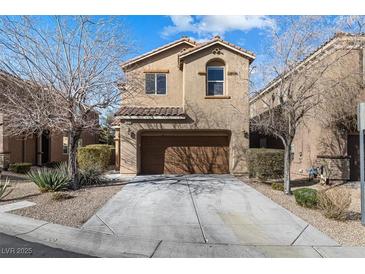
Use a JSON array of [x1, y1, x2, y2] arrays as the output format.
[[68, 130, 81, 190], [284, 144, 292, 195]]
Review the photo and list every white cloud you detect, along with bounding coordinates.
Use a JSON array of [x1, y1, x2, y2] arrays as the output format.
[[162, 15, 275, 38]]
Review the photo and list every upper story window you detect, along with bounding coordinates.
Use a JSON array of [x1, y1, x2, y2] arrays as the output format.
[[206, 60, 225, 96], [145, 73, 167, 95]]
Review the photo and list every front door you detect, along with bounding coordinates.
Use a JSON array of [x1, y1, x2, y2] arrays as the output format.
[[41, 132, 50, 164], [348, 134, 362, 181]]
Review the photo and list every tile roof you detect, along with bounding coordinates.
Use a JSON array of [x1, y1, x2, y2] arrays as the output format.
[[178, 35, 256, 62], [114, 106, 185, 119]]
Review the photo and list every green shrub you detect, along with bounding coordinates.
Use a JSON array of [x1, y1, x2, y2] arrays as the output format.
[[28, 168, 70, 192], [247, 149, 284, 180], [272, 182, 284, 191], [77, 144, 112, 171], [79, 167, 103, 186], [0, 178, 12, 200], [9, 163, 32, 174], [293, 188, 318, 208]]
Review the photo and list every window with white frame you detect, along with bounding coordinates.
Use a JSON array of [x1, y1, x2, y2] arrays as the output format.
[[62, 136, 68, 154], [145, 73, 167, 95], [207, 66, 224, 96], [62, 137, 83, 154]]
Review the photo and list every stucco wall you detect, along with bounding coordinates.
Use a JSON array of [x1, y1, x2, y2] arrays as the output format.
[[122, 44, 191, 107], [119, 44, 251, 175]]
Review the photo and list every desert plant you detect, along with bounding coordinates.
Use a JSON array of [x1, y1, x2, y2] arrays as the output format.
[[77, 144, 112, 171], [54, 162, 70, 179], [51, 192, 74, 201], [28, 169, 70, 192], [247, 149, 284, 181], [0, 178, 12, 200], [318, 188, 351, 221], [293, 188, 318, 208], [9, 163, 32, 174], [79, 167, 103, 186], [272, 182, 284, 191]]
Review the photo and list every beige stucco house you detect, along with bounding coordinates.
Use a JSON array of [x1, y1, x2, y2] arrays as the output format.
[[250, 33, 365, 181], [0, 71, 99, 169], [113, 36, 255, 175]]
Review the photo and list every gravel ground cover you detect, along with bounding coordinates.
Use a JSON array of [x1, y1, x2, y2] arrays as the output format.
[[241, 178, 365, 246], [0, 180, 123, 227]]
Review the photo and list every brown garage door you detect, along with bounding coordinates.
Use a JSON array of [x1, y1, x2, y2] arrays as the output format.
[[140, 133, 229, 174]]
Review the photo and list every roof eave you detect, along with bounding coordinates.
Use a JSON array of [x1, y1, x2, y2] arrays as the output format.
[[120, 40, 197, 71], [179, 40, 256, 63]]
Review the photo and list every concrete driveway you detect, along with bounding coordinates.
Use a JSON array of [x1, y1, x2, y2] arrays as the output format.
[[83, 175, 337, 247]]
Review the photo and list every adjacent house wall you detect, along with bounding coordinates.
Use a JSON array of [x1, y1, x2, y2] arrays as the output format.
[[249, 38, 365, 180]]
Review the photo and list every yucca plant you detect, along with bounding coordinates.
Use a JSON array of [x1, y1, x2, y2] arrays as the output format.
[[0, 178, 12, 200], [27, 168, 70, 192]]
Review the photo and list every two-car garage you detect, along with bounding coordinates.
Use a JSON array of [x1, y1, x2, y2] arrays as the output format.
[[139, 130, 230, 175]]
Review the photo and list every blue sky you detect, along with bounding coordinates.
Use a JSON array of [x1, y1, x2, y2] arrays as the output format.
[[123, 16, 277, 61]]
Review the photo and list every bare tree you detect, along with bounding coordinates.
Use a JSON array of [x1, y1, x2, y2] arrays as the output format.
[[250, 16, 351, 194], [0, 16, 130, 189]]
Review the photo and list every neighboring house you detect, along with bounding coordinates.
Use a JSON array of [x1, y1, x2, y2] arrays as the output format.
[[0, 71, 99, 169], [250, 33, 365, 181], [113, 36, 255, 175]]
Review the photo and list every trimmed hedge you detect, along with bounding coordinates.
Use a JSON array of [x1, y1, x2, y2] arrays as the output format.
[[293, 188, 318, 208], [9, 163, 32, 174], [247, 148, 284, 181], [77, 144, 112, 171]]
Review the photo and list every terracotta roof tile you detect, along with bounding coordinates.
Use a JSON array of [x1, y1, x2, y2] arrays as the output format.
[[114, 106, 185, 119]]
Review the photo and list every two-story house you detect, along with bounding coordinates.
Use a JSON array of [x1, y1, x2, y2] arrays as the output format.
[[113, 36, 255, 175]]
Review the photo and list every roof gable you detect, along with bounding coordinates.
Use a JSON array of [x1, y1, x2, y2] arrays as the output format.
[[178, 36, 255, 63], [121, 38, 197, 71]]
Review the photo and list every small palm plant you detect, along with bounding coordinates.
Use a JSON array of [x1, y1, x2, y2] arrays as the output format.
[[0, 178, 12, 200], [27, 168, 70, 192]]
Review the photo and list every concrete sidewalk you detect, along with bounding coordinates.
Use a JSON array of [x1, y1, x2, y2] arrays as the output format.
[[1, 211, 365, 257]]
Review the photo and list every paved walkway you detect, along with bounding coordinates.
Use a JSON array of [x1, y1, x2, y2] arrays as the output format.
[[1, 174, 365, 257]]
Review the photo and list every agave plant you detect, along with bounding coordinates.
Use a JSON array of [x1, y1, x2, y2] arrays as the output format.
[[54, 162, 71, 179], [0, 178, 12, 200], [27, 168, 70, 192]]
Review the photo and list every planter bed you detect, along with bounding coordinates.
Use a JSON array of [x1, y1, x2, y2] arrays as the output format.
[[241, 178, 365, 246], [0, 180, 123, 227]]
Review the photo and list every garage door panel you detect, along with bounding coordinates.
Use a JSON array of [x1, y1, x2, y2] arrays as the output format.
[[140, 134, 229, 174]]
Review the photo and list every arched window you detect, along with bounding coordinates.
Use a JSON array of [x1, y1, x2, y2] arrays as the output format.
[[206, 59, 225, 96]]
